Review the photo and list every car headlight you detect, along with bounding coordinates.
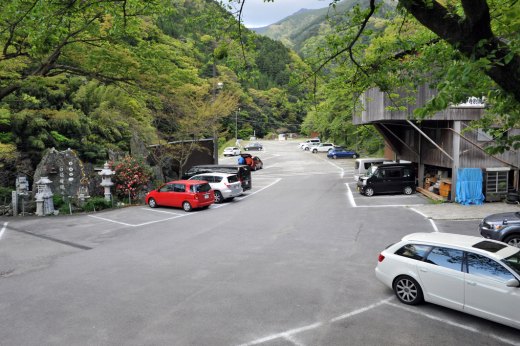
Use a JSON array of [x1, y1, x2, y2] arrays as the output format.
[[493, 224, 506, 231], [362, 179, 367, 186]]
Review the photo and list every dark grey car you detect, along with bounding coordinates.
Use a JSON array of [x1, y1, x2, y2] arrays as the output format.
[[479, 212, 520, 247]]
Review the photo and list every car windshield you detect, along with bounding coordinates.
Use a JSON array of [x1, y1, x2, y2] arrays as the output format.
[[366, 166, 378, 177], [502, 251, 520, 276]]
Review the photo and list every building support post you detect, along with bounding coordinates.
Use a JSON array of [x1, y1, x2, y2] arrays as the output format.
[[452, 121, 461, 201]]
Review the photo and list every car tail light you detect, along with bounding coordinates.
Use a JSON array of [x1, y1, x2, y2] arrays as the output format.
[[378, 254, 385, 262]]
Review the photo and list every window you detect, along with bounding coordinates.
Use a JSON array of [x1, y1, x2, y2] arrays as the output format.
[[395, 244, 431, 261], [159, 184, 173, 192], [467, 253, 515, 282], [502, 252, 520, 276], [173, 184, 185, 192], [472, 241, 507, 253], [229, 175, 239, 183], [191, 183, 211, 193], [213, 176, 222, 183], [385, 169, 401, 178], [425, 247, 463, 271]]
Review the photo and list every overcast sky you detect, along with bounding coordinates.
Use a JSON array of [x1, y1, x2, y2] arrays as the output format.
[[235, 0, 330, 28]]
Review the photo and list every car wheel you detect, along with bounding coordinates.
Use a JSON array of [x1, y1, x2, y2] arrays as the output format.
[[182, 201, 192, 212], [148, 198, 157, 208], [214, 191, 223, 204], [364, 187, 375, 197], [333, 155, 337, 159], [305, 147, 309, 151], [504, 234, 520, 248], [352, 154, 358, 158], [393, 276, 424, 305], [403, 186, 414, 195], [312, 149, 317, 153]]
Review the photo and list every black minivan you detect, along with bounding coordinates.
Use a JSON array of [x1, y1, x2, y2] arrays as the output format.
[[182, 164, 252, 191], [357, 163, 416, 196]]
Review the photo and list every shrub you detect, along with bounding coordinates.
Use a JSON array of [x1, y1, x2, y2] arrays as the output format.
[[112, 156, 153, 202], [0, 187, 12, 204], [82, 197, 112, 212]]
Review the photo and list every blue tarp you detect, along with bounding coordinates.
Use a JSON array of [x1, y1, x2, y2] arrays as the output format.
[[455, 168, 485, 205]]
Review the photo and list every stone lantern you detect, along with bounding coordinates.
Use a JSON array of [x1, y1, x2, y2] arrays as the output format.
[[99, 162, 115, 201], [35, 177, 54, 216]]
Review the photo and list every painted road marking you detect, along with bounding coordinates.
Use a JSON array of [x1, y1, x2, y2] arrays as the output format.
[[410, 208, 440, 233], [140, 208, 184, 216], [0, 222, 8, 240], [236, 178, 281, 201], [237, 297, 394, 346], [345, 183, 356, 207], [385, 302, 520, 346]]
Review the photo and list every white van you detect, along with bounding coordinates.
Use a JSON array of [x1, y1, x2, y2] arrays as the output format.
[[354, 158, 390, 181]]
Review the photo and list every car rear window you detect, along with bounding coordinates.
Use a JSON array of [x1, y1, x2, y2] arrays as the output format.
[[227, 175, 239, 183], [395, 244, 431, 261], [191, 183, 211, 193]]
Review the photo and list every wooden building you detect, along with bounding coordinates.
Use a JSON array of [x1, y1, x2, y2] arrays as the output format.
[[354, 86, 520, 201]]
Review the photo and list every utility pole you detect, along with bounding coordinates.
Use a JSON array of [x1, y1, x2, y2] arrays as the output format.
[[235, 107, 240, 143]]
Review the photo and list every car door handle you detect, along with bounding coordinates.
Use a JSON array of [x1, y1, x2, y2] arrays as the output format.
[[466, 281, 477, 286], [419, 268, 427, 272]]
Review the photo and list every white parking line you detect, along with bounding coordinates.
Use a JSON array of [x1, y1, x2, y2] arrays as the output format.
[[236, 297, 394, 346], [330, 296, 394, 322], [385, 302, 520, 346], [88, 214, 185, 227], [410, 208, 440, 233], [345, 183, 357, 207], [236, 178, 282, 200], [141, 208, 183, 216], [0, 222, 8, 240]]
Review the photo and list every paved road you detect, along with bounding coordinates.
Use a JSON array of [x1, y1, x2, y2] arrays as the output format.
[[0, 140, 518, 346]]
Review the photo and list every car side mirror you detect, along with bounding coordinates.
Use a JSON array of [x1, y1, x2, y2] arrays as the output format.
[[505, 278, 519, 287]]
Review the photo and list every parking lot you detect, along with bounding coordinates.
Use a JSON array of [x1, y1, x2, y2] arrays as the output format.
[[0, 140, 519, 346]]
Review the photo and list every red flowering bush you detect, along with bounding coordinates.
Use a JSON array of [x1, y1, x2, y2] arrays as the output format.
[[112, 156, 153, 201]]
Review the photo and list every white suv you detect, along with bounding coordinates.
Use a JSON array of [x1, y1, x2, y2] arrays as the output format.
[[189, 173, 243, 203], [311, 143, 334, 153]]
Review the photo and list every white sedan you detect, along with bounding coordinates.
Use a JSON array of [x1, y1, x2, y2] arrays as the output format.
[[223, 147, 241, 156], [375, 232, 520, 329]]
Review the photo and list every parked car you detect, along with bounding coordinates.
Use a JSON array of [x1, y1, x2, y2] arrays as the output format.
[[353, 158, 389, 181], [244, 142, 263, 151], [182, 164, 252, 191], [302, 142, 320, 151], [327, 148, 359, 159], [223, 147, 241, 156], [480, 211, 520, 247], [188, 173, 242, 203], [357, 163, 416, 196], [311, 143, 334, 153], [375, 232, 520, 329], [145, 180, 214, 211], [299, 138, 320, 149]]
